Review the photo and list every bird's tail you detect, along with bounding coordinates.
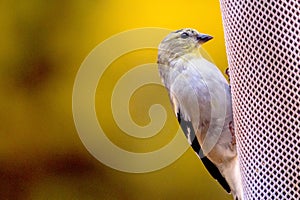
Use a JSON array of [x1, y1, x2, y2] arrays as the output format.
[[222, 156, 244, 200]]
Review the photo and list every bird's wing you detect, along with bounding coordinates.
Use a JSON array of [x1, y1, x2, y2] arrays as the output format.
[[166, 59, 231, 193], [176, 109, 231, 193]]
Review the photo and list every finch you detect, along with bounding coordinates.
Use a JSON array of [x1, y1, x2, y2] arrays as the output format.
[[157, 28, 243, 200]]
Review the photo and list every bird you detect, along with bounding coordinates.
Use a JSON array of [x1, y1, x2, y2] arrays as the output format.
[[157, 28, 243, 200]]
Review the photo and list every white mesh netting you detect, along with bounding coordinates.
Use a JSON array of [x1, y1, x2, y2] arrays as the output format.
[[219, 0, 299, 199]]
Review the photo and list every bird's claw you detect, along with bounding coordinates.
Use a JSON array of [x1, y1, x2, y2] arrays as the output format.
[[225, 67, 231, 84]]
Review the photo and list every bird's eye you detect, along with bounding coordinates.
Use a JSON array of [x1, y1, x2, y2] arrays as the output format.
[[180, 32, 189, 39]]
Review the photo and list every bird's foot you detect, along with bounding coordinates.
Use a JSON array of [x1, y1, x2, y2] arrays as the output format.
[[225, 67, 231, 84], [229, 121, 236, 148]]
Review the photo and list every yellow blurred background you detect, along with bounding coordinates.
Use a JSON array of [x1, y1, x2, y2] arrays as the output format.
[[0, 0, 231, 199]]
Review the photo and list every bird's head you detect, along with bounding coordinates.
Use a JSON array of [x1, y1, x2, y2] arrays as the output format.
[[158, 28, 213, 64]]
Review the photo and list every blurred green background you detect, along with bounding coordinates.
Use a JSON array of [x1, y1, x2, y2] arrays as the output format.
[[0, 0, 231, 199]]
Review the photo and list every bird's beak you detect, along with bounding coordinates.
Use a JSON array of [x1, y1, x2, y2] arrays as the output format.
[[196, 34, 213, 44]]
